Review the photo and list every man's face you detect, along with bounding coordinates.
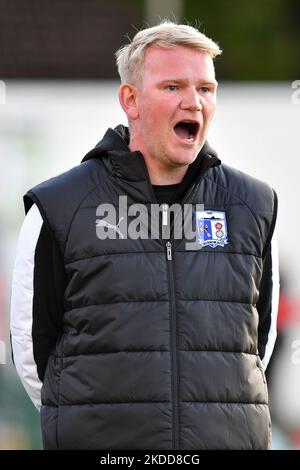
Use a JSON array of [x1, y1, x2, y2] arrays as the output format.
[[131, 45, 218, 172]]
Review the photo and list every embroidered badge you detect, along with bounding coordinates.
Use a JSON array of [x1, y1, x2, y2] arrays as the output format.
[[196, 210, 228, 248]]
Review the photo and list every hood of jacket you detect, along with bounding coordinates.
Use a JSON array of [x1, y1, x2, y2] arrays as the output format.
[[82, 124, 220, 165], [81, 125, 221, 195]]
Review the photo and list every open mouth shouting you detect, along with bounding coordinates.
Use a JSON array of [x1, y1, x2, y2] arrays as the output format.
[[173, 120, 200, 144]]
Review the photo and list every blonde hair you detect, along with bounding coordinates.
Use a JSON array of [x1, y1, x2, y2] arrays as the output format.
[[115, 20, 222, 85]]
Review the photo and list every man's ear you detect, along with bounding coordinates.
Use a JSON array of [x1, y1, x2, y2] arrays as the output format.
[[118, 83, 139, 120]]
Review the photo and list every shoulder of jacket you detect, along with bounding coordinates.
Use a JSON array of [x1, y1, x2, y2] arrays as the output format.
[[31, 159, 103, 195], [23, 159, 107, 252], [24, 158, 106, 211], [206, 162, 276, 214]]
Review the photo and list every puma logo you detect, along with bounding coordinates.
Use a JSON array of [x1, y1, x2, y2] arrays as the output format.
[[95, 217, 124, 238]]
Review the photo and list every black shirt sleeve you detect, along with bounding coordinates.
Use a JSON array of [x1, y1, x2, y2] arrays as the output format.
[[32, 222, 66, 381]]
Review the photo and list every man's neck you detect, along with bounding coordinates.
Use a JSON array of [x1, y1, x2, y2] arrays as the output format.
[[132, 148, 189, 185], [129, 135, 189, 185], [146, 162, 189, 185]]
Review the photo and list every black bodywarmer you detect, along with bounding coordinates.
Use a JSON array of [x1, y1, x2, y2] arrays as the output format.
[[24, 126, 277, 449]]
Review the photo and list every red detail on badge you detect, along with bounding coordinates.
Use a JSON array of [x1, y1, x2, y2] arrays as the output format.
[[215, 222, 222, 229]]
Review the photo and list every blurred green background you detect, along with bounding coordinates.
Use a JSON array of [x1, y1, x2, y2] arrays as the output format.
[[185, 0, 300, 80]]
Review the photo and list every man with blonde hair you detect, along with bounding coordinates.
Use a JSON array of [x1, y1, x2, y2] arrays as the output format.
[[11, 21, 279, 450]]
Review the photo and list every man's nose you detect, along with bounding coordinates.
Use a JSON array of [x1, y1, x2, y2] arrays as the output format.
[[180, 88, 203, 111]]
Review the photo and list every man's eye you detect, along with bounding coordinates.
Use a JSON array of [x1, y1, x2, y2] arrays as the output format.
[[200, 87, 210, 93], [167, 85, 178, 91]]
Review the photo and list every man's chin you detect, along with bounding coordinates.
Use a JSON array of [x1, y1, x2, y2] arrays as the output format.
[[168, 148, 200, 167], [165, 159, 196, 171]]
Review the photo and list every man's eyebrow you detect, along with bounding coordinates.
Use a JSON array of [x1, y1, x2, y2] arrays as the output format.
[[158, 78, 218, 87]]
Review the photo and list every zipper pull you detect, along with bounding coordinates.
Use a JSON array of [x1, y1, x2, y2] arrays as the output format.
[[166, 241, 172, 261]]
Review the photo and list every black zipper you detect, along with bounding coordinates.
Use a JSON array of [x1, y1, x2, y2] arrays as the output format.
[[164, 229, 179, 448]]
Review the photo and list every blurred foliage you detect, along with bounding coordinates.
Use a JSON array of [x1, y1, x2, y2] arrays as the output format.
[[184, 0, 300, 80], [115, 0, 300, 80]]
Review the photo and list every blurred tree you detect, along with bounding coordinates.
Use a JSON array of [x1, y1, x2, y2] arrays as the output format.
[[184, 0, 300, 79]]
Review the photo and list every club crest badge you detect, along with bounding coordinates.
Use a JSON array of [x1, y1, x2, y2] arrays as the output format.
[[196, 210, 228, 248]]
